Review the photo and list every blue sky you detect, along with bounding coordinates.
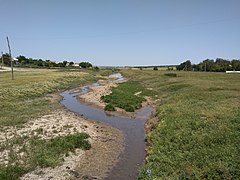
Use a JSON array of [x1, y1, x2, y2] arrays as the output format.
[[0, 0, 239, 66]]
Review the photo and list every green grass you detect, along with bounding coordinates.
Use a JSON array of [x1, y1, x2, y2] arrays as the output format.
[[0, 69, 97, 126], [0, 133, 90, 180], [121, 69, 240, 179], [104, 103, 116, 111], [101, 80, 156, 112], [28, 133, 91, 167]]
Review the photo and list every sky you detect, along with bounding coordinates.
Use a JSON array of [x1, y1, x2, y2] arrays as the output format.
[[0, 0, 240, 66]]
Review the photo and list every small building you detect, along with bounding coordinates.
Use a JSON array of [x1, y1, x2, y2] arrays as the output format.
[[226, 71, 240, 73]]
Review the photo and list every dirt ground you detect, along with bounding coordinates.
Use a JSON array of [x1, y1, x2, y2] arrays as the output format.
[[0, 92, 123, 180], [20, 110, 123, 180]]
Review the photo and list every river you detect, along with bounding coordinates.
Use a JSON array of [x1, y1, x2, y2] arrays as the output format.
[[60, 74, 153, 180]]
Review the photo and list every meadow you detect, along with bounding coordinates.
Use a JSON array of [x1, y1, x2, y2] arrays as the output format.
[[0, 69, 97, 126], [0, 69, 97, 179], [121, 69, 240, 179], [1, 68, 239, 179]]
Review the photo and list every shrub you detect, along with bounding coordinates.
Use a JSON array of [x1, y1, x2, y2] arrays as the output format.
[[153, 67, 158, 71], [124, 105, 135, 112], [104, 104, 116, 111]]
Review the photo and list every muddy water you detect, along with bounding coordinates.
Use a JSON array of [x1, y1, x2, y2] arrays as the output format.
[[60, 77, 153, 180]]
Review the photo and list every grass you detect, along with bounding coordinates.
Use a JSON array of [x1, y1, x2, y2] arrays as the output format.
[[0, 133, 90, 179], [0, 69, 97, 126], [101, 80, 156, 112], [121, 69, 240, 179], [28, 133, 91, 167], [0, 68, 97, 179]]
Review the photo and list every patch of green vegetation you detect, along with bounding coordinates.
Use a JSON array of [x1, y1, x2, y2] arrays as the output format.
[[122, 69, 240, 179], [0, 132, 90, 179], [104, 103, 116, 111], [101, 80, 156, 112], [0, 165, 27, 180], [29, 133, 91, 167]]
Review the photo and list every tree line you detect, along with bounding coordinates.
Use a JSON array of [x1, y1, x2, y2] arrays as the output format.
[[177, 58, 240, 72], [0, 53, 93, 68]]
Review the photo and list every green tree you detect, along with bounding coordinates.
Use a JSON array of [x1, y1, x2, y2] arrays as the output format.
[[16, 55, 29, 65], [63, 61, 68, 67], [79, 62, 92, 68], [69, 62, 74, 66], [1, 53, 11, 66], [176, 60, 192, 71], [231, 60, 240, 71]]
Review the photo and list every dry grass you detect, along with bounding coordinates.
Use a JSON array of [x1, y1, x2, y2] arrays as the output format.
[[0, 69, 96, 126]]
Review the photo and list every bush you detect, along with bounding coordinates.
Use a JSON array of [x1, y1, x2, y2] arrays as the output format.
[[104, 104, 116, 111], [153, 67, 158, 70], [124, 105, 135, 112]]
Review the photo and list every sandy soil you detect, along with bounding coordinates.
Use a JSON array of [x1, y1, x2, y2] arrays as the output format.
[[0, 92, 123, 180], [20, 110, 123, 180], [77, 80, 118, 109]]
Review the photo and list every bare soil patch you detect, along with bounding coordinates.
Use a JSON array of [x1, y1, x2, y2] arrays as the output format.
[[0, 93, 123, 180]]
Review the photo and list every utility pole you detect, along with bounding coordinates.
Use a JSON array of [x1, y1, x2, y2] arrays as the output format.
[[6, 36, 14, 80], [1, 52, 3, 69]]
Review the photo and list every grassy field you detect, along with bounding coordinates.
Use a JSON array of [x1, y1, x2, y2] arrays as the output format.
[[121, 69, 240, 179], [0, 69, 97, 179], [0, 69, 97, 126]]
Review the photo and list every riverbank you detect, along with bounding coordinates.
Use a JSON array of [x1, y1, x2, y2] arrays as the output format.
[[77, 78, 157, 118], [65, 74, 158, 179], [20, 109, 123, 180], [0, 69, 124, 179], [122, 69, 240, 179], [0, 94, 123, 180]]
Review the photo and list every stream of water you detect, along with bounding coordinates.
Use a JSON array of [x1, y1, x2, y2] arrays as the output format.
[[60, 74, 153, 180]]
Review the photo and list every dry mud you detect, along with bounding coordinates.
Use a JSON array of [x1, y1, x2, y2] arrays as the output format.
[[0, 94, 123, 180]]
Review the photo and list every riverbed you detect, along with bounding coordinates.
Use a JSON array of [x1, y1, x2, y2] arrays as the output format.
[[60, 74, 154, 179]]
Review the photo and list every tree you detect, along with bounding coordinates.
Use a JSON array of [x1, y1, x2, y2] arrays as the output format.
[[16, 55, 29, 64], [178, 58, 240, 72], [94, 66, 99, 71], [79, 62, 92, 68], [1, 53, 11, 66], [231, 60, 240, 71], [176, 60, 192, 71], [62, 61, 68, 67], [69, 62, 74, 66]]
